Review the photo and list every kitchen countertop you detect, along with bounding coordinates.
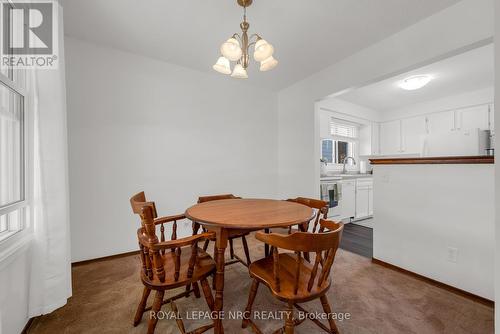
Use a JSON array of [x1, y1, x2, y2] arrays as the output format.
[[320, 173, 373, 180]]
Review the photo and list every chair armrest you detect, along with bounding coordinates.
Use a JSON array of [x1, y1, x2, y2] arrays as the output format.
[[151, 231, 216, 251], [154, 214, 186, 225]]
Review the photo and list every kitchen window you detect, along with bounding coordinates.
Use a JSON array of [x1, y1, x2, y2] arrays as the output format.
[[321, 119, 358, 164]]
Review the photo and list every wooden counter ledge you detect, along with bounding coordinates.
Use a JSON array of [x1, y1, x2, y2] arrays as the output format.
[[370, 156, 494, 165]]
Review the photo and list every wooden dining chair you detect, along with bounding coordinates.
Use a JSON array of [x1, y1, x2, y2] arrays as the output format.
[[264, 197, 329, 258], [242, 219, 344, 334], [130, 192, 216, 334], [286, 197, 329, 233], [195, 194, 252, 267]]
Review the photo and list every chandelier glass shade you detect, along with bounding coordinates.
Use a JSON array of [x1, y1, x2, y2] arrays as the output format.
[[212, 56, 231, 74], [253, 39, 274, 62], [259, 55, 278, 72], [213, 0, 278, 79], [220, 38, 242, 61], [231, 64, 248, 79]]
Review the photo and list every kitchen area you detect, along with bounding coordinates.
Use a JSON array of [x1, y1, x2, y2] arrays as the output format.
[[318, 43, 494, 264]]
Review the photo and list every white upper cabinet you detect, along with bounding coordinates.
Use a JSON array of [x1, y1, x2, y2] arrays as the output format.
[[401, 116, 426, 154], [371, 122, 380, 155], [456, 105, 490, 131], [358, 123, 372, 156], [427, 110, 455, 134], [380, 120, 401, 155], [380, 116, 425, 155], [359, 122, 381, 156]]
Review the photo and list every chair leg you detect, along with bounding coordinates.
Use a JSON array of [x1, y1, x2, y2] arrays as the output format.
[[147, 290, 165, 334], [200, 278, 215, 311], [284, 302, 295, 334], [264, 228, 270, 257], [229, 238, 235, 259], [242, 279, 260, 328], [203, 239, 210, 251], [242, 235, 251, 265], [212, 244, 217, 289], [192, 281, 201, 298], [133, 286, 151, 326], [320, 295, 339, 334], [170, 300, 187, 334]]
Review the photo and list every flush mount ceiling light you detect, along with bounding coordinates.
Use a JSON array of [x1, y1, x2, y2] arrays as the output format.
[[213, 0, 278, 78], [399, 75, 433, 90]]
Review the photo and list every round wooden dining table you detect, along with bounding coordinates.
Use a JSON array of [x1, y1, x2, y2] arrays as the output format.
[[185, 198, 315, 334]]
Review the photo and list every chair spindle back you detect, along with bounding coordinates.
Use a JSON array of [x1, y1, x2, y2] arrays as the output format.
[[255, 219, 343, 294], [130, 191, 212, 284], [198, 194, 242, 203], [286, 197, 328, 232]]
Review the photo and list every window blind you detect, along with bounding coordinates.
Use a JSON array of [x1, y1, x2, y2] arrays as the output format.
[[330, 119, 359, 139]]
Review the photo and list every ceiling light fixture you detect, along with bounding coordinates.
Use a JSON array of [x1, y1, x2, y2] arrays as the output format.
[[399, 75, 432, 90], [213, 0, 278, 79]]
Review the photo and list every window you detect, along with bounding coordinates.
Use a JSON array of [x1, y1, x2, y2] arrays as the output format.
[[0, 3, 27, 242], [0, 79, 26, 241], [321, 119, 359, 164]]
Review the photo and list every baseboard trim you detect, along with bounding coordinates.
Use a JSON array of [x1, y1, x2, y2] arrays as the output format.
[[371, 258, 494, 308], [72, 250, 140, 267]]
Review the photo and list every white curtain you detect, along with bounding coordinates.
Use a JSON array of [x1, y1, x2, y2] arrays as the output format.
[[28, 3, 72, 316]]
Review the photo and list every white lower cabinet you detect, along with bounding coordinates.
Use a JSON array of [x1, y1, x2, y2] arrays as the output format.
[[368, 187, 373, 216], [341, 180, 356, 219], [337, 178, 374, 221], [355, 178, 373, 220]]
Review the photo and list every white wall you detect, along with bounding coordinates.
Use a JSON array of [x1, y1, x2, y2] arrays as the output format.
[[277, 0, 493, 199], [317, 97, 381, 123], [65, 37, 279, 262], [0, 238, 31, 334], [373, 164, 494, 299], [494, 0, 499, 330], [380, 87, 494, 121]]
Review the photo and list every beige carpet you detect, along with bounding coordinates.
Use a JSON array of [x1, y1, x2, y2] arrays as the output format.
[[28, 237, 493, 334]]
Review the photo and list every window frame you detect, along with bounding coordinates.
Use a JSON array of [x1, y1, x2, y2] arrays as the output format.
[[321, 138, 358, 165], [321, 118, 360, 166], [0, 0, 30, 243], [0, 74, 28, 243]]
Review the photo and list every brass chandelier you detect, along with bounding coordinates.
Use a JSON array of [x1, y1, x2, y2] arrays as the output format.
[[213, 0, 278, 78]]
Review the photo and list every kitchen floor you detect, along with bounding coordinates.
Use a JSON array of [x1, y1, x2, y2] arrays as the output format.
[[27, 234, 493, 334], [340, 222, 373, 258], [351, 218, 373, 228]]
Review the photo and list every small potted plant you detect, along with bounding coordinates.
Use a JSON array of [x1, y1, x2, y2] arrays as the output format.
[[320, 158, 328, 176]]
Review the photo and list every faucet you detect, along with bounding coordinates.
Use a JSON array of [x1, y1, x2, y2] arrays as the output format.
[[342, 156, 356, 174]]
